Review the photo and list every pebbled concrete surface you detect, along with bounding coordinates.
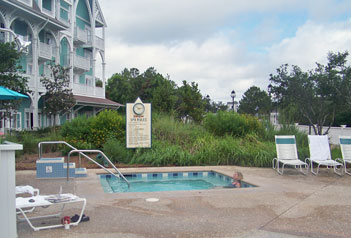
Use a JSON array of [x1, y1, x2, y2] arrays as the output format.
[[16, 166, 351, 238]]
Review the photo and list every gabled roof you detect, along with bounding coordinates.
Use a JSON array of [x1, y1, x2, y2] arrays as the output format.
[[94, 0, 107, 27]]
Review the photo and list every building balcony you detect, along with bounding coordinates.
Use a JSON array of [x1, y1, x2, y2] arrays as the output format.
[[83, 35, 104, 50], [74, 26, 88, 45], [73, 55, 90, 72], [95, 36, 104, 50], [26, 74, 46, 92], [73, 83, 105, 98], [38, 42, 52, 61]]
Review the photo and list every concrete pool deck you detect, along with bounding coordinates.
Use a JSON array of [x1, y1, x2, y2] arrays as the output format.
[[16, 166, 351, 238]]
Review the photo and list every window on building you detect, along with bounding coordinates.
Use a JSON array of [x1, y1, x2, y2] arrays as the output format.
[[11, 112, 21, 130], [25, 112, 30, 129], [86, 77, 92, 86], [42, 0, 53, 11]]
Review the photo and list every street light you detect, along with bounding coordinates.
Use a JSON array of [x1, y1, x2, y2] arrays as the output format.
[[231, 90, 236, 112]]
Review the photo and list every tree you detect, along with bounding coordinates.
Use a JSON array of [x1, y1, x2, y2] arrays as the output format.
[[40, 62, 75, 127], [106, 67, 178, 113], [106, 67, 208, 121], [151, 77, 177, 113], [203, 96, 228, 113], [238, 86, 272, 116], [214, 101, 228, 112], [176, 80, 205, 122], [106, 68, 134, 108], [268, 52, 350, 135], [0, 42, 29, 118]]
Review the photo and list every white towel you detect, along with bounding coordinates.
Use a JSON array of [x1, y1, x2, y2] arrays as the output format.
[[16, 186, 35, 195], [16, 196, 51, 209], [308, 135, 331, 161]]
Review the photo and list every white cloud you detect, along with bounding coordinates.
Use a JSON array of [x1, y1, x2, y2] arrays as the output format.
[[267, 20, 351, 71], [105, 34, 260, 102], [100, 0, 309, 43], [100, 1, 351, 103]]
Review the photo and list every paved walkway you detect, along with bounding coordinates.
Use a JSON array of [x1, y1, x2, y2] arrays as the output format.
[[16, 166, 351, 238]]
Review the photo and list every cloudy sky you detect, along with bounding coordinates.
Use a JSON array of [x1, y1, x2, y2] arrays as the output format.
[[98, 0, 351, 104]]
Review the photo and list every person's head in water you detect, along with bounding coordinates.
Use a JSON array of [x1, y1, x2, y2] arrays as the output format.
[[233, 171, 243, 181]]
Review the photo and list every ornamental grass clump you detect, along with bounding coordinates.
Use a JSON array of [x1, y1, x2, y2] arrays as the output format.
[[203, 111, 264, 137]]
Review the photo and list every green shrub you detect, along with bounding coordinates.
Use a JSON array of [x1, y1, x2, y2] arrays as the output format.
[[90, 110, 125, 148], [152, 113, 208, 148], [203, 111, 264, 137], [331, 145, 342, 160], [60, 110, 125, 149], [60, 116, 92, 149], [103, 138, 131, 163], [129, 134, 275, 167], [130, 140, 189, 166], [22, 132, 39, 154]]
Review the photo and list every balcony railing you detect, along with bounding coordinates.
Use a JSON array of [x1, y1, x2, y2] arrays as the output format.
[[26, 74, 45, 91], [74, 26, 88, 44], [95, 36, 104, 50], [38, 42, 52, 61], [41, 65, 52, 78], [73, 83, 105, 98], [74, 55, 90, 71], [95, 86, 104, 97]]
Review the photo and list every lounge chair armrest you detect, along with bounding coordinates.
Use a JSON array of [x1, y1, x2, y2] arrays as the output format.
[[335, 158, 343, 163]]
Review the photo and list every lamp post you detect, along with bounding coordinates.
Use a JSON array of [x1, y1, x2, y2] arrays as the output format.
[[231, 90, 236, 112]]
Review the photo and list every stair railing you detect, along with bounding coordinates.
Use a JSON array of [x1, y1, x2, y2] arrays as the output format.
[[38, 141, 130, 187]]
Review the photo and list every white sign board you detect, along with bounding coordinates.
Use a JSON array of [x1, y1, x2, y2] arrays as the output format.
[[126, 98, 152, 148]]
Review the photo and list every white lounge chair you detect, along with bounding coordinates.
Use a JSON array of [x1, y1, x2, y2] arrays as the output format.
[[305, 135, 342, 175], [337, 136, 351, 175], [16, 193, 86, 231], [16, 186, 40, 213], [273, 135, 308, 175]]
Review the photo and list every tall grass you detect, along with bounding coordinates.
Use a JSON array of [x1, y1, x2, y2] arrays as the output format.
[[5, 130, 62, 158], [131, 113, 277, 167], [11, 111, 326, 168]]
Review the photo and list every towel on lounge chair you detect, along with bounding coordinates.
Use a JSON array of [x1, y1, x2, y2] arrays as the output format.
[[306, 135, 343, 175], [309, 135, 330, 161], [46, 193, 78, 203], [16, 196, 51, 208], [16, 186, 39, 196]]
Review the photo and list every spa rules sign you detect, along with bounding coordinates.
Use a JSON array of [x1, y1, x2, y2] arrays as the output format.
[[126, 98, 152, 148]]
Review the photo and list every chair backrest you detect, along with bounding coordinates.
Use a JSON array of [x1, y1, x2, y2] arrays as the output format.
[[308, 135, 331, 161], [275, 135, 298, 160], [339, 136, 351, 161]]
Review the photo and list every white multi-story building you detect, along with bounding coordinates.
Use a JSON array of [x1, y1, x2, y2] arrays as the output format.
[[0, 0, 122, 132]]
